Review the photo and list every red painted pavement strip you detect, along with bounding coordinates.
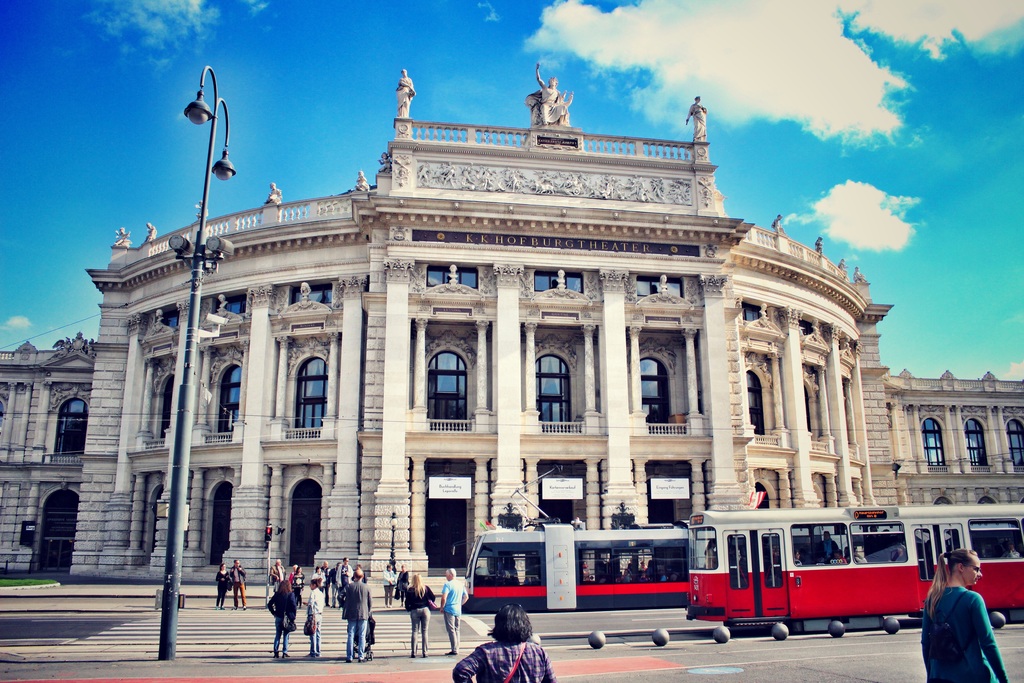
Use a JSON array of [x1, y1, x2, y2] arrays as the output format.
[[10, 655, 683, 683]]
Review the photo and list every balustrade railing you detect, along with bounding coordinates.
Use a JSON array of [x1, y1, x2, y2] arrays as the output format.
[[143, 439, 164, 450], [284, 428, 322, 440], [646, 423, 688, 436], [428, 419, 474, 432], [43, 453, 82, 465], [204, 433, 233, 444], [753, 434, 782, 447], [540, 421, 584, 435]]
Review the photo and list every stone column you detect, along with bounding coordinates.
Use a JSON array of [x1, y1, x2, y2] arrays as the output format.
[[633, 458, 649, 524], [269, 465, 284, 556], [849, 353, 875, 504], [690, 460, 706, 513], [824, 327, 852, 505], [698, 275, 743, 509], [949, 405, 966, 472], [25, 482, 40, 566], [491, 265, 524, 520], [779, 307, 815, 506], [629, 325, 643, 416], [684, 329, 701, 430], [185, 468, 204, 561], [599, 270, 636, 518], [274, 336, 289, 425], [738, 352, 753, 435], [0, 383, 16, 456], [321, 462, 335, 551], [770, 352, 788, 447], [14, 383, 32, 458], [778, 469, 793, 508], [129, 473, 147, 553], [197, 346, 213, 429], [816, 366, 831, 444], [585, 459, 601, 529], [32, 381, 52, 455], [993, 406, 1011, 473], [473, 458, 490, 540], [326, 333, 340, 421], [140, 361, 155, 439], [413, 318, 428, 411], [410, 457, 426, 554], [327, 275, 366, 556], [583, 324, 598, 431], [523, 322, 537, 412], [475, 321, 489, 419]]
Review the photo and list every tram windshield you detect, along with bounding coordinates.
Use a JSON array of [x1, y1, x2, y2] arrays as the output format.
[[472, 544, 542, 586], [690, 527, 718, 570]]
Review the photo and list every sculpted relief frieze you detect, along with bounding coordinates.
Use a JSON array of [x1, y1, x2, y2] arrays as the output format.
[[416, 161, 693, 206]]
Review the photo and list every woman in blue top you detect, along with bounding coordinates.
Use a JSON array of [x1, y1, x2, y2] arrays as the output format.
[[921, 548, 1007, 682]]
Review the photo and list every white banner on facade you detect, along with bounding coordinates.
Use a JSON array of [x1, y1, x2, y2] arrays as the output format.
[[649, 478, 690, 500], [542, 477, 584, 500], [428, 476, 472, 499]]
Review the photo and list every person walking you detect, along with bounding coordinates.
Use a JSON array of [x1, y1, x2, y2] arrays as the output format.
[[269, 558, 285, 592], [383, 562, 397, 608], [396, 563, 410, 607], [306, 576, 325, 658], [337, 557, 352, 609], [214, 563, 231, 610], [343, 567, 373, 663], [404, 573, 435, 658], [453, 604, 558, 683], [268, 580, 297, 658], [230, 559, 248, 610], [325, 561, 337, 608], [440, 567, 469, 656], [921, 548, 1007, 682], [289, 565, 305, 607]]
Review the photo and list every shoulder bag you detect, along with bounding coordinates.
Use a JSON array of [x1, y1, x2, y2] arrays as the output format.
[[503, 642, 527, 683], [281, 613, 296, 633], [928, 592, 966, 664]]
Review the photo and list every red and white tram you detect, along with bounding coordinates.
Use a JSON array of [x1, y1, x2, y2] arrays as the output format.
[[463, 524, 689, 612], [687, 505, 1024, 632]]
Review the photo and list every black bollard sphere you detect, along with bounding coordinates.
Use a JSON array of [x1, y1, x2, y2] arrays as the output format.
[[652, 628, 670, 647], [883, 617, 900, 634], [588, 631, 606, 649], [771, 623, 789, 641], [989, 611, 1007, 629], [828, 620, 845, 638]]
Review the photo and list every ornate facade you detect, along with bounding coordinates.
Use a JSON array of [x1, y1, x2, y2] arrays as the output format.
[[1, 115, 1021, 577]]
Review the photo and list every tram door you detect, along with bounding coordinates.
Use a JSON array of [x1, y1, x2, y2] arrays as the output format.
[[724, 533, 753, 617], [754, 529, 789, 617]]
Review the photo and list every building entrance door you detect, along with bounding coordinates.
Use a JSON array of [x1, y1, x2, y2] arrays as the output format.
[[289, 479, 322, 568], [209, 482, 232, 565], [426, 498, 466, 570], [41, 489, 79, 570]]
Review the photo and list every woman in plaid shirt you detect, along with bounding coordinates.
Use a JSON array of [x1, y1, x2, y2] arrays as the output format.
[[452, 604, 557, 683]]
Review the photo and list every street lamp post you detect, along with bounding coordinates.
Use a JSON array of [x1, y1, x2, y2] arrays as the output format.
[[390, 512, 397, 568], [158, 65, 236, 661]]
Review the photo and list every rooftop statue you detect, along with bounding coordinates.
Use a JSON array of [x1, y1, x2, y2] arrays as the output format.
[[525, 63, 573, 127], [396, 69, 415, 118], [685, 96, 707, 142], [145, 222, 158, 242], [265, 182, 283, 205], [355, 170, 370, 192], [113, 227, 131, 248], [771, 214, 787, 236]]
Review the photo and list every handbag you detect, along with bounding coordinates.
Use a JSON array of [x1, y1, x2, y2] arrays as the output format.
[[928, 592, 966, 664], [303, 614, 316, 636], [281, 613, 296, 633], [503, 642, 526, 683]]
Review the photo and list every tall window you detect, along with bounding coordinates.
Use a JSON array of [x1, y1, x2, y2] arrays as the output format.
[[747, 372, 765, 435], [427, 352, 467, 420], [295, 358, 328, 428], [537, 355, 571, 422], [55, 398, 88, 454], [741, 303, 761, 322], [1008, 419, 1024, 466], [964, 419, 987, 466], [535, 271, 582, 293], [922, 418, 944, 466], [159, 376, 175, 437], [291, 283, 332, 305], [640, 359, 669, 423], [218, 365, 242, 433], [163, 309, 180, 328]]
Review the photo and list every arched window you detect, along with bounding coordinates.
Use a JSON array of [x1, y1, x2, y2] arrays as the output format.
[[55, 398, 88, 454], [1007, 419, 1024, 466], [922, 418, 944, 466], [159, 376, 175, 437], [746, 372, 765, 435], [295, 358, 328, 429], [428, 352, 467, 420], [218, 365, 242, 433], [964, 419, 987, 466], [640, 359, 669, 423], [537, 355, 570, 423]]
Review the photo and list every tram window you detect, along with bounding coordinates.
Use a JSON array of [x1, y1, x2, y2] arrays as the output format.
[[943, 527, 962, 553], [761, 534, 784, 587], [968, 520, 1023, 559], [914, 528, 936, 580], [727, 534, 749, 589], [613, 548, 654, 583], [579, 548, 615, 584], [792, 524, 849, 564], [652, 545, 688, 582], [690, 528, 718, 570], [472, 544, 542, 586], [851, 522, 907, 564]]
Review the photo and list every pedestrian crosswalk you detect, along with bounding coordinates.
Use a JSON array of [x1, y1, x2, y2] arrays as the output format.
[[3, 607, 490, 661]]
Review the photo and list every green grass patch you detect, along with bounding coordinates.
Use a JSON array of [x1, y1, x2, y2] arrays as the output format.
[[0, 579, 58, 587]]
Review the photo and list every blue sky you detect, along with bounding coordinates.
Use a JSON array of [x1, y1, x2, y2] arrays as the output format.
[[1, 0, 1022, 380]]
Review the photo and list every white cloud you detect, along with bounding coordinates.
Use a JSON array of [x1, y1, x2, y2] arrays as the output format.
[[1, 316, 32, 331], [1006, 360, 1024, 381], [810, 180, 917, 251], [89, 0, 218, 51], [839, 0, 1024, 58], [478, 2, 500, 22], [528, 0, 907, 140]]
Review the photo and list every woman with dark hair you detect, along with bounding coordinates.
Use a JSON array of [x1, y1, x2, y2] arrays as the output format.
[[921, 548, 1007, 682], [453, 604, 557, 682], [267, 580, 297, 658], [214, 563, 231, 610]]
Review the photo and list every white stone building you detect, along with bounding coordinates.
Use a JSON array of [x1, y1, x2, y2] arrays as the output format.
[[1, 110, 1021, 577]]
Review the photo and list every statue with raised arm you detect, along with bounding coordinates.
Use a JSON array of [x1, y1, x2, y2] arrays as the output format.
[[113, 227, 131, 248], [525, 63, 573, 127], [396, 69, 415, 118], [685, 96, 707, 142]]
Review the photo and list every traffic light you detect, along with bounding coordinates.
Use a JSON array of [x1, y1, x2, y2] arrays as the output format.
[[265, 524, 273, 548]]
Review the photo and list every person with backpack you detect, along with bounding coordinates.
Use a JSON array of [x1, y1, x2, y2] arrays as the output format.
[[921, 548, 1007, 682]]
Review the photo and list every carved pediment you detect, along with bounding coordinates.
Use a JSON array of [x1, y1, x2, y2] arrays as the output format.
[[534, 287, 589, 302], [637, 291, 694, 309], [281, 299, 331, 315], [423, 282, 484, 299], [41, 353, 95, 371]]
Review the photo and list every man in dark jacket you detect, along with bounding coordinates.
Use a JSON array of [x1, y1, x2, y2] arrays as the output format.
[[342, 568, 372, 663], [326, 563, 338, 608]]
